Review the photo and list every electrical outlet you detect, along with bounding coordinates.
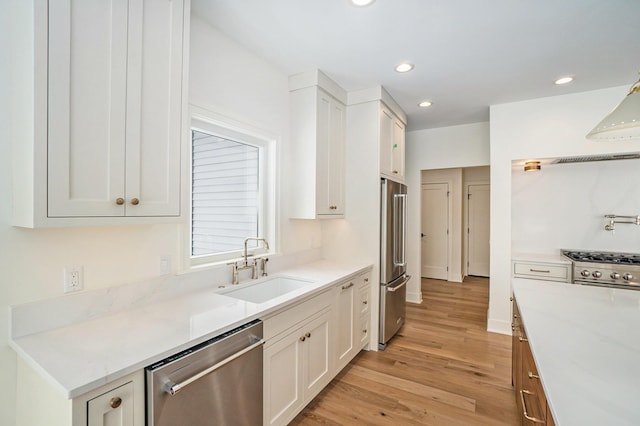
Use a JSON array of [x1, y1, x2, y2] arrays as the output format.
[[63, 266, 84, 293], [159, 256, 171, 276]]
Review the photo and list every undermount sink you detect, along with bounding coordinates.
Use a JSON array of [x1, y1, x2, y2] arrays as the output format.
[[220, 276, 315, 304]]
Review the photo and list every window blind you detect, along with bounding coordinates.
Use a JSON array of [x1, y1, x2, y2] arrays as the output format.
[[191, 130, 259, 257]]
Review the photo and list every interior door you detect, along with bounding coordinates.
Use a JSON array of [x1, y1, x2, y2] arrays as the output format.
[[421, 183, 449, 280], [468, 184, 490, 277]]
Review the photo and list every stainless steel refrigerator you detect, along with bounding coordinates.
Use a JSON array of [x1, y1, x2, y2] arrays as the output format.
[[379, 178, 410, 350]]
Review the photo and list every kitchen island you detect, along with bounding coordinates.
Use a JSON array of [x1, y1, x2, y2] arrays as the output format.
[[513, 278, 640, 426]]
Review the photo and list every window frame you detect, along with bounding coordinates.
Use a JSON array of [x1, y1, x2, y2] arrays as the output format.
[[187, 107, 276, 268]]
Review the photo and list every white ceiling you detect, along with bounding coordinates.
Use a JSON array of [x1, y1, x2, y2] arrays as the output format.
[[192, 0, 640, 132]]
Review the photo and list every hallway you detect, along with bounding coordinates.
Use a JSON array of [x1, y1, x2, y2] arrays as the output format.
[[290, 276, 518, 425]]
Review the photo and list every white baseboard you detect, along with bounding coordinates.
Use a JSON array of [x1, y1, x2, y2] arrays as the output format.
[[487, 318, 512, 335], [406, 291, 422, 304]]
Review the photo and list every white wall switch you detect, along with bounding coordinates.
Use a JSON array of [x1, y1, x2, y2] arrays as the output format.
[[63, 266, 84, 293]]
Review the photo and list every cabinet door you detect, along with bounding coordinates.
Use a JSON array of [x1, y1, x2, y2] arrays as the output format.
[[335, 280, 356, 370], [87, 381, 134, 426], [264, 331, 303, 426], [315, 91, 345, 216], [48, 0, 128, 217], [379, 106, 394, 177], [302, 311, 332, 398], [391, 118, 405, 178], [124, 0, 183, 216]]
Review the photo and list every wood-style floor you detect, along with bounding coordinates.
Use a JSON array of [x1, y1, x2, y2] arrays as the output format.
[[290, 276, 518, 425]]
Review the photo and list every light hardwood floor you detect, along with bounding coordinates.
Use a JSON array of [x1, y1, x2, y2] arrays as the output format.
[[290, 276, 518, 425]]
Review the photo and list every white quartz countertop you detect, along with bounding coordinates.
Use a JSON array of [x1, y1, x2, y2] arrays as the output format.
[[10, 260, 372, 399], [513, 278, 640, 426]]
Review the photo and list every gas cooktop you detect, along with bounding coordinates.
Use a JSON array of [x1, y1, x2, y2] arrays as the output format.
[[561, 249, 640, 290], [561, 250, 640, 265]]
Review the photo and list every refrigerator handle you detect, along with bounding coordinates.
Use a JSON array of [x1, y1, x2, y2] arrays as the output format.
[[393, 193, 407, 267]]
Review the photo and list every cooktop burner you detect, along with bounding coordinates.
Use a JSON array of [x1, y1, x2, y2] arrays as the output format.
[[561, 250, 640, 265]]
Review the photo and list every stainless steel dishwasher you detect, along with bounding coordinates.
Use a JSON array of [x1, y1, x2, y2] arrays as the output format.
[[146, 319, 264, 426]]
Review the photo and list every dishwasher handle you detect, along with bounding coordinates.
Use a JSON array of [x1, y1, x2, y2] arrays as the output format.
[[164, 337, 265, 396]]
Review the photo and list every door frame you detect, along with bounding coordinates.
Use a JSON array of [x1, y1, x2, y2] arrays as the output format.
[[464, 181, 490, 277], [420, 181, 452, 280]]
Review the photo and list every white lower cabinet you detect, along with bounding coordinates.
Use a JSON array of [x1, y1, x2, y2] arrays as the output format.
[[86, 382, 134, 426], [74, 371, 145, 426], [263, 300, 333, 426], [335, 271, 371, 370], [263, 270, 373, 426], [334, 278, 356, 371]]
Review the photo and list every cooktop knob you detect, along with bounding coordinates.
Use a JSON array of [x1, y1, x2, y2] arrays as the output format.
[[592, 271, 602, 278], [580, 270, 590, 277], [611, 272, 621, 280], [623, 273, 634, 281]]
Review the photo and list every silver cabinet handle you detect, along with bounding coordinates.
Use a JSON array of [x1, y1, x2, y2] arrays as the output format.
[[519, 390, 545, 424], [341, 282, 354, 290], [529, 269, 550, 273], [165, 338, 265, 396], [528, 371, 540, 380]]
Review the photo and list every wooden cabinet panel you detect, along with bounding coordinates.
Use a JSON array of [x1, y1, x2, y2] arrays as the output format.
[[513, 297, 556, 426]]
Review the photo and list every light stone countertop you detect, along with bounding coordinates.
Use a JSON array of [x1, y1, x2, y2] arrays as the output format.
[[10, 260, 372, 399], [513, 278, 640, 426]]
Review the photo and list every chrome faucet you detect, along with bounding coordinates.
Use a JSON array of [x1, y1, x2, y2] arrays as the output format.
[[243, 237, 269, 264], [229, 238, 270, 284]]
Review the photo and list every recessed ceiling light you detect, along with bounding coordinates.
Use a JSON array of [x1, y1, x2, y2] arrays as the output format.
[[395, 63, 414, 73], [351, 0, 375, 6], [555, 76, 574, 85], [418, 101, 432, 108]]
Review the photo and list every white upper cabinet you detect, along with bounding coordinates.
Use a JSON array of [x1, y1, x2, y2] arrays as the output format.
[[347, 86, 407, 184], [289, 70, 347, 219], [379, 104, 406, 181], [48, 0, 184, 218], [13, 0, 188, 227]]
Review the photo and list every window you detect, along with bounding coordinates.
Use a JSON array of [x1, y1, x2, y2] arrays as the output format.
[[189, 111, 274, 266]]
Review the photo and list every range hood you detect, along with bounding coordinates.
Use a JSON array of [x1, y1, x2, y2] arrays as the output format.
[[551, 152, 640, 164]]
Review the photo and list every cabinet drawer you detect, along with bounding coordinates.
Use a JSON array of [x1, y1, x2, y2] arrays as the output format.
[[359, 313, 370, 348], [263, 289, 333, 341], [513, 261, 570, 282], [358, 285, 370, 316]]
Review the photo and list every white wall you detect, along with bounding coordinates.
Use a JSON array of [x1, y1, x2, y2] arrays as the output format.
[[405, 122, 490, 302], [1, 12, 321, 423], [512, 159, 640, 253], [489, 85, 640, 334]]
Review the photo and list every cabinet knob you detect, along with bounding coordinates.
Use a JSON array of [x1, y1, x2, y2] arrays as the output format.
[[364, 278, 369, 283], [392, 170, 398, 174], [363, 300, 368, 305], [363, 329, 367, 334], [110, 397, 122, 409], [130, 198, 140, 205], [115, 198, 125, 205], [305, 332, 311, 338], [300, 336, 306, 342]]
